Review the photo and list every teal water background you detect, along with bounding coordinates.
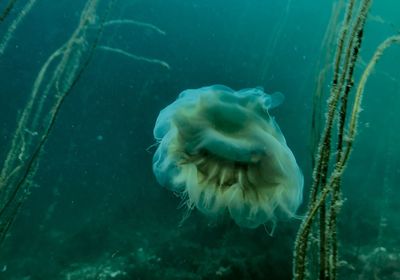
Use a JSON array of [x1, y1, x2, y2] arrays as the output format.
[[0, 0, 399, 279]]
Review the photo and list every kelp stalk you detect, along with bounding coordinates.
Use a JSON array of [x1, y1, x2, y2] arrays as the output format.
[[0, 0, 38, 55], [0, 0, 114, 245], [293, 0, 371, 279]]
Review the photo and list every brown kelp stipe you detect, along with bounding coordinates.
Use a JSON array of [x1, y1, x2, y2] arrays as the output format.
[[0, 0, 38, 55], [0, 0, 169, 248], [310, 0, 345, 169], [293, 0, 400, 279], [0, 0, 116, 246], [0, 0, 19, 23]]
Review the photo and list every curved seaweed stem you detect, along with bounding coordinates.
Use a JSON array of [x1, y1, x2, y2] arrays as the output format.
[[0, 0, 116, 246], [0, 0, 38, 55], [0, 0, 170, 247], [97, 45, 170, 69], [104, 19, 166, 36], [293, 2, 400, 279], [293, 0, 373, 279], [0, 0, 18, 23]]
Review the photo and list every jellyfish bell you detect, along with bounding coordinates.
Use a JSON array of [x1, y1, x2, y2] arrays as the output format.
[[152, 85, 303, 228]]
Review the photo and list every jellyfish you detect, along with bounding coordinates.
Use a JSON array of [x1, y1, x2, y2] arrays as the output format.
[[152, 85, 303, 228]]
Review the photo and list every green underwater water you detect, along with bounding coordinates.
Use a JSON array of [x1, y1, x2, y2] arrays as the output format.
[[0, 0, 399, 279]]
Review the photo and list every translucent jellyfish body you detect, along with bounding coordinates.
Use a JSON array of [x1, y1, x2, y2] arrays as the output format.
[[152, 85, 303, 228]]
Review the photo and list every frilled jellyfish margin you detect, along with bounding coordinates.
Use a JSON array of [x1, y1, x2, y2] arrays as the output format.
[[153, 86, 303, 229], [293, 0, 400, 279]]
